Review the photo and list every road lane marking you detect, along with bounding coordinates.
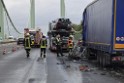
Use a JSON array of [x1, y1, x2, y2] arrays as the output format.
[[19, 52, 38, 83], [8, 51, 11, 53], [20, 50, 48, 83]]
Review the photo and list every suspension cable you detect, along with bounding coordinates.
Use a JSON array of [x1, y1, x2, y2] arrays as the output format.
[[1, 0, 22, 34], [5, 13, 11, 36]]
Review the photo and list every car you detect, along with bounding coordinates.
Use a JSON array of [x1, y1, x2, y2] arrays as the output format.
[[17, 38, 24, 45], [8, 36, 15, 41]]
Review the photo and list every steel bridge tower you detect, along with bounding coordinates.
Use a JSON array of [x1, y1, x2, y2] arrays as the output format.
[[30, 0, 35, 29], [60, 0, 65, 18], [0, 0, 4, 39]]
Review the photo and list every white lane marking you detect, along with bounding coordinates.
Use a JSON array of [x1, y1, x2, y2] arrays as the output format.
[[41, 54, 48, 83], [40, 81, 46, 83], [23, 50, 48, 83], [20, 52, 39, 83], [8, 51, 11, 53]]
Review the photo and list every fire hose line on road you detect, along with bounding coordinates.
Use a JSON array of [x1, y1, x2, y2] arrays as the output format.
[[19, 54, 38, 83], [19, 52, 47, 83]]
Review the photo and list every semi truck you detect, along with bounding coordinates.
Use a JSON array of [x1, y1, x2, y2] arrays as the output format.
[[48, 18, 74, 51], [82, 0, 124, 66]]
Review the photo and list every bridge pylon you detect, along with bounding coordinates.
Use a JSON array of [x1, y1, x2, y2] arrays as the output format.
[[0, 0, 4, 39], [60, 0, 65, 18], [30, 0, 35, 29]]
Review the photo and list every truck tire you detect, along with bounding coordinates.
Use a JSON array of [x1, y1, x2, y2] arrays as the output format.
[[98, 51, 104, 67], [86, 48, 91, 60], [106, 54, 112, 66], [99, 54, 102, 66], [102, 55, 106, 67], [100, 52, 111, 67], [97, 51, 102, 65], [97, 51, 100, 64]]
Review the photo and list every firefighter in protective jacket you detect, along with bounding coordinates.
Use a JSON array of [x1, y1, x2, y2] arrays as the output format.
[[24, 33, 32, 58], [68, 35, 74, 52], [55, 34, 63, 57], [40, 35, 47, 58]]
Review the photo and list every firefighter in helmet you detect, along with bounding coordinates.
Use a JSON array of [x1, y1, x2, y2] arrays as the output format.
[[68, 35, 74, 52], [55, 34, 63, 57], [24, 33, 32, 58], [40, 35, 47, 58]]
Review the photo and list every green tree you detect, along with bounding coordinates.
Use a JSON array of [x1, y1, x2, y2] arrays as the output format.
[[72, 21, 83, 40]]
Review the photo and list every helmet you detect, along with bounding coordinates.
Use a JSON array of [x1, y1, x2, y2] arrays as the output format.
[[57, 34, 60, 38], [27, 33, 30, 35], [42, 35, 46, 38], [25, 33, 30, 37], [69, 35, 73, 38]]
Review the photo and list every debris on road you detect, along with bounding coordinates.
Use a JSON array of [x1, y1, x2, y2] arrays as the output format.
[[57, 62, 61, 65], [12, 47, 16, 52], [93, 72, 98, 74], [57, 62, 64, 65], [101, 72, 106, 75], [66, 65, 71, 68], [115, 72, 122, 77], [79, 65, 89, 72], [3, 48, 6, 55], [73, 60, 77, 63]]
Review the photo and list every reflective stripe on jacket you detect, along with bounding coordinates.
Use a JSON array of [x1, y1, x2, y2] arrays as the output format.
[[55, 38, 62, 46], [68, 40, 73, 48], [40, 39, 47, 48], [24, 37, 31, 49]]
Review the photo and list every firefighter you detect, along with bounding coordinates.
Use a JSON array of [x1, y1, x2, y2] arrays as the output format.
[[68, 35, 74, 52], [24, 33, 31, 58], [78, 39, 83, 47], [55, 34, 63, 57], [40, 35, 47, 58]]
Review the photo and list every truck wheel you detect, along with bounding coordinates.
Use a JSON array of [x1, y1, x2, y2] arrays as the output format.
[[103, 53, 112, 67], [97, 51, 99, 63], [99, 51, 103, 66], [102, 55, 106, 67], [87, 48, 91, 60], [97, 55, 100, 64], [99, 55, 102, 66], [105, 55, 107, 66], [97, 51, 101, 65], [107, 54, 112, 66]]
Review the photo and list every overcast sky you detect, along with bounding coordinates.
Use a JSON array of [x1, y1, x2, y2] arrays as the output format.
[[4, 0, 94, 36]]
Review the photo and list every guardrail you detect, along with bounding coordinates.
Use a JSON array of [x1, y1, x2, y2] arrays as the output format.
[[0, 40, 16, 44]]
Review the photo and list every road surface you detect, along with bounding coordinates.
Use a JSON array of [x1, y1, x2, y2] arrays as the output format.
[[0, 44, 123, 83]]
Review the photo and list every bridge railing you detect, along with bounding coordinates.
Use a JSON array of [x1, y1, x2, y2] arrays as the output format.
[[0, 40, 16, 44]]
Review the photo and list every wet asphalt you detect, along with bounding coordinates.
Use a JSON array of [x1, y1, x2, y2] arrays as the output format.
[[0, 44, 123, 83]]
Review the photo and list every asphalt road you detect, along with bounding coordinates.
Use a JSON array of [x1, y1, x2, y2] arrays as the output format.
[[47, 51, 82, 83], [81, 61, 123, 83], [0, 45, 123, 83], [0, 48, 47, 83]]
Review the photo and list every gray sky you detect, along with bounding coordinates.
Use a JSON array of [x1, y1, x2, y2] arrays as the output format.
[[4, 0, 94, 35]]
